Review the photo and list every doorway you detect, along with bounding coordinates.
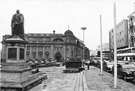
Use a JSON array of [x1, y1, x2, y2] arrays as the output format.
[[55, 52, 62, 62]]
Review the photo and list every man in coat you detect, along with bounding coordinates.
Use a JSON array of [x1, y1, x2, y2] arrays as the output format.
[[11, 10, 24, 38]]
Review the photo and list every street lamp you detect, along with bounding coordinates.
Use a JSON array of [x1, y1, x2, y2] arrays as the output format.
[[81, 27, 87, 63]]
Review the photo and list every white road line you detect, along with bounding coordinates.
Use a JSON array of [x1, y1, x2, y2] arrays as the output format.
[[82, 71, 89, 91], [79, 72, 83, 91]]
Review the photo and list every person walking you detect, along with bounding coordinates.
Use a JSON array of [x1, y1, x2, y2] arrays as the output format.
[[87, 60, 90, 70]]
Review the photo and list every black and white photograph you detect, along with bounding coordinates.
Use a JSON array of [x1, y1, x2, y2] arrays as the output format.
[[0, 0, 135, 91]]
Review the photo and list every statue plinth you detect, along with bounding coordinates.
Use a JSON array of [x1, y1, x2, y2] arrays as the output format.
[[0, 36, 47, 91]]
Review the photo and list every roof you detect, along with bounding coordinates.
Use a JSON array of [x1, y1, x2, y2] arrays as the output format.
[[64, 30, 74, 36]]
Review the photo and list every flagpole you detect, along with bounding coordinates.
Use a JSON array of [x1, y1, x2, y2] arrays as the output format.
[[100, 15, 103, 75], [113, 2, 117, 88]]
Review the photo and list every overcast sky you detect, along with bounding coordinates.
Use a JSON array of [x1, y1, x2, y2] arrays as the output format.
[[0, 0, 135, 50]]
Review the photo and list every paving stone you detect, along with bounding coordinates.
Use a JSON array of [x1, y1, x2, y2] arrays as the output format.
[[85, 66, 135, 91]]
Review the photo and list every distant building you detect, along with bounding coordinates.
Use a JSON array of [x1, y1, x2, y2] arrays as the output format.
[[109, 19, 129, 51], [1, 29, 90, 62], [90, 50, 97, 57], [96, 43, 110, 59], [128, 11, 135, 47]]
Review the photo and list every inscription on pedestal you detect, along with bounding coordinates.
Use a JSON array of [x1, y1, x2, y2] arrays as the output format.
[[20, 48, 24, 60], [8, 48, 17, 61]]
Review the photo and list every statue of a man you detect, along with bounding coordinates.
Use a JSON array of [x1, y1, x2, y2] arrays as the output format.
[[11, 10, 24, 38]]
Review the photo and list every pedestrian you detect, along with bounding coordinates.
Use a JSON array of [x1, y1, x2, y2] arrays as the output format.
[[87, 60, 90, 70]]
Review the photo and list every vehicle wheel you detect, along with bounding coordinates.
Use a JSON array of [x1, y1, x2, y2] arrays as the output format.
[[123, 74, 127, 81]]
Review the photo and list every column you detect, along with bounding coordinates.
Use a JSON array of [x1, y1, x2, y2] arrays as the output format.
[[24, 45, 27, 61], [50, 45, 54, 60], [43, 46, 45, 59], [63, 45, 66, 60], [17, 46, 19, 62], [30, 46, 32, 59], [36, 46, 38, 59], [1, 43, 5, 60], [6, 46, 9, 61]]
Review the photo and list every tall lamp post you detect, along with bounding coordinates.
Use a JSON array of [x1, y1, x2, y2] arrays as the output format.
[[100, 15, 103, 75], [113, 2, 117, 88], [81, 27, 87, 63]]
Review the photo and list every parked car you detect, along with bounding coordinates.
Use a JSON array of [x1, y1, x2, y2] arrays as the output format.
[[93, 57, 100, 67], [112, 62, 135, 81], [96, 60, 108, 71], [106, 61, 114, 73], [45, 62, 60, 67]]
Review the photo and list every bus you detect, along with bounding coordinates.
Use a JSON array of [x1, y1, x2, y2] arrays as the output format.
[[117, 47, 135, 62]]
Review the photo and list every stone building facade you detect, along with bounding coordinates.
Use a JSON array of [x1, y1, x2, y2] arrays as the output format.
[[1, 30, 90, 62]]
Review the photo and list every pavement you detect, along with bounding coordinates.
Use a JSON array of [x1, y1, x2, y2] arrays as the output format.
[[85, 66, 135, 91], [29, 66, 135, 91], [39, 66, 89, 91]]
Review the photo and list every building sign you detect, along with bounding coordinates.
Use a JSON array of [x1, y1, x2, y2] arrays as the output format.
[[8, 48, 17, 60]]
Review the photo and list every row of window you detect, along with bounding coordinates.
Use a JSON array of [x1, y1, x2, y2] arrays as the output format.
[[27, 34, 50, 36]]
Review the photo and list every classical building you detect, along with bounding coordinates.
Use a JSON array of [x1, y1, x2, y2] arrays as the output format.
[[109, 19, 129, 51], [1, 30, 90, 62], [90, 50, 97, 57]]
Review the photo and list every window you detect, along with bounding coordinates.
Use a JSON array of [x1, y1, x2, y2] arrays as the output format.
[[119, 32, 121, 35]]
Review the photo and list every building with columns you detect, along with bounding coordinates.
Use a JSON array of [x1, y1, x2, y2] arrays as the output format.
[[1, 29, 90, 62]]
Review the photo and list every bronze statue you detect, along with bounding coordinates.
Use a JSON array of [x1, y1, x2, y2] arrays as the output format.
[[11, 10, 24, 38]]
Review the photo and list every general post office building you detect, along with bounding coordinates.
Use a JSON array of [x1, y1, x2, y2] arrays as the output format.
[[1, 30, 90, 62]]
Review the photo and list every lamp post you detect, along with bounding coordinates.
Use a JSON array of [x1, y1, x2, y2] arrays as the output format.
[[100, 15, 103, 75], [81, 27, 87, 63], [113, 2, 117, 88]]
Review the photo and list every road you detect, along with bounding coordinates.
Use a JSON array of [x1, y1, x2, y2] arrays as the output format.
[[29, 66, 79, 91]]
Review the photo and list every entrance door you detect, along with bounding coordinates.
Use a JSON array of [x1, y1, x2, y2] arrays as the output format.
[[55, 52, 62, 62]]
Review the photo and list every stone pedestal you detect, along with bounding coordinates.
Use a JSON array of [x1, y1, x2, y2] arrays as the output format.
[[0, 36, 47, 91]]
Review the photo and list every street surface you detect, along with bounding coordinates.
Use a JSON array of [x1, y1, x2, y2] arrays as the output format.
[[29, 65, 135, 91], [29, 66, 81, 91]]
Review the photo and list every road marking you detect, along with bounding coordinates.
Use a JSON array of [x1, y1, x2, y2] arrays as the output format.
[[83, 71, 89, 91], [79, 72, 83, 91]]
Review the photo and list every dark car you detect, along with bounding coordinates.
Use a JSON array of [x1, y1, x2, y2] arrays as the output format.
[[112, 63, 135, 81], [93, 57, 100, 67], [96, 60, 108, 71], [45, 62, 60, 67], [105, 61, 114, 73]]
